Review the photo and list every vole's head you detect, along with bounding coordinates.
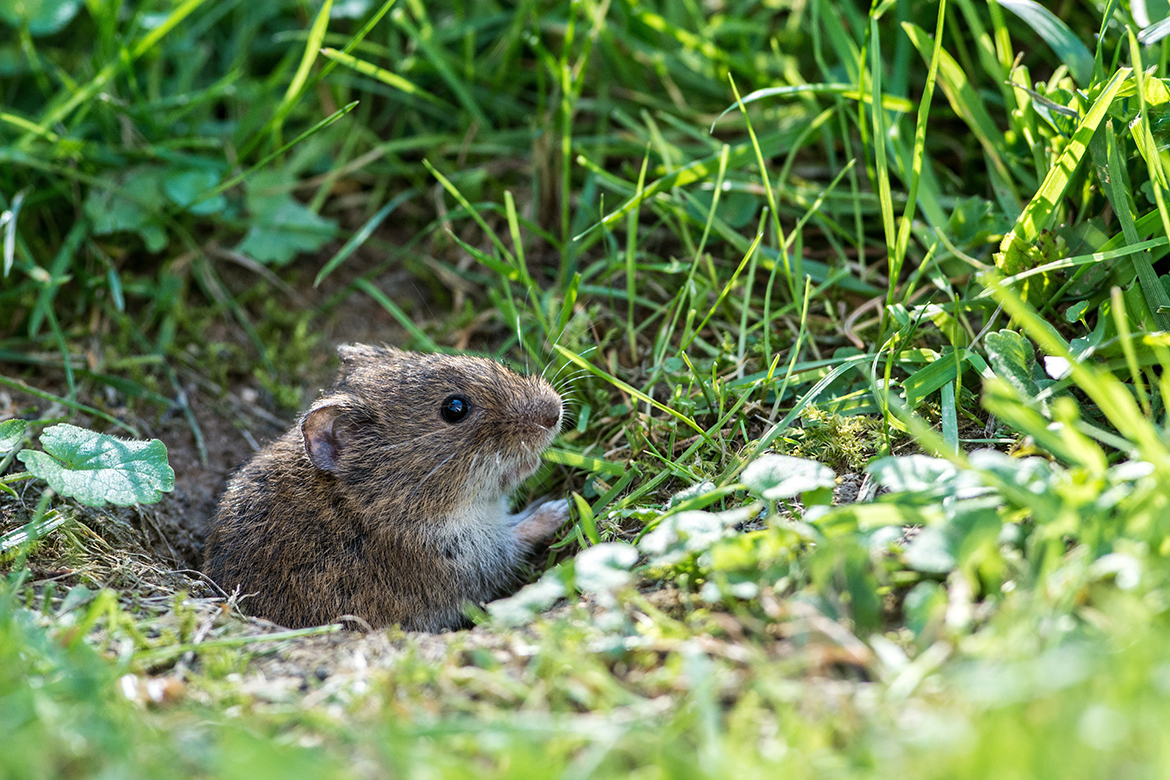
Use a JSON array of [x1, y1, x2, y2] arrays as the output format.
[[298, 344, 562, 523]]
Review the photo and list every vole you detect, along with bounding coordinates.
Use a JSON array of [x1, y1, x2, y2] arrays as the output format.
[[203, 343, 570, 631]]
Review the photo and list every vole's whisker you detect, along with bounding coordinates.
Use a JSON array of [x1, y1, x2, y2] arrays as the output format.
[[516, 312, 529, 376], [551, 368, 588, 389], [374, 426, 448, 452], [541, 318, 572, 374], [547, 360, 588, 389], [407, 450, 457, 505], [546, 361, 574, 386]]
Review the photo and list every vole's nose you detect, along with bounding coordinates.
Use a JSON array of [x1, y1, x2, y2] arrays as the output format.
[[532, 397, 562, 431]]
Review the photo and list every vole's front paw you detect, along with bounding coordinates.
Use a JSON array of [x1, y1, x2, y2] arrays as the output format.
[[512, 497, 571, 545]]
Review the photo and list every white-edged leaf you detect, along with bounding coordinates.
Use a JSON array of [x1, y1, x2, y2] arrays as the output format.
[[640, 510, 740, 566], [0, 419, 27, 455], [867, 455, 959, 493], [574, 543, 639, 593], [17, 424, 175, 506], [668, 480, 717, 508], [0, 509, 68, 553], [1139, 18, 1170, 46], [742, 454, 836, 500], [903, 527, 956, 573], [486, 569, 566, 626]]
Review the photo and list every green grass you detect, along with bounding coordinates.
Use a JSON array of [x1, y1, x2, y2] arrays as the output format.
[[5, 0, 1170, 777]]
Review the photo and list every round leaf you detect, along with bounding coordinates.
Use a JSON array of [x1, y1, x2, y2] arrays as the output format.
[[164, 168, 226, 215], [486, 570, 565, 627], [867, 455, 959, 493], [742, 454, 836, 501], [903, 527, 955, 574], [17, 424, 175, 507], [640, 511, 732, 566], [574, 542, 639, 594]]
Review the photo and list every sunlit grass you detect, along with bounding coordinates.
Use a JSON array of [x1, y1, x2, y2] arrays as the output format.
[[4, 0, 1170, 777]]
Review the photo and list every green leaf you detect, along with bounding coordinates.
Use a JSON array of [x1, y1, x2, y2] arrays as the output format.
[[16, 424, 175, 506], [985, 330, 1041, 400], [1000, 0, 1094, 86], [994, 231, 1068, 309], [1028, 87, 1079, 138], [867, 455, 962, 494], [903, 498, 1003, 579], [1065, 300, 1090, 323], [0, 0, 82, 36], [741, 454, 836, 501], [572, 492, 601, 545], [163, 168, 226, 215], [948, 196, 1012, 247], [903, 527, 955, 573], [809, 537, 882, 632], [84, 166, 170, 253], [903, 580, 947, 637], [236, 172, 337, 266], [706, 527, 800, 575], [0, 419, 27, 455]]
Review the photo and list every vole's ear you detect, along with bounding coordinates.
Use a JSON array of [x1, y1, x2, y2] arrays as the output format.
[[301, 401, 354, 473]]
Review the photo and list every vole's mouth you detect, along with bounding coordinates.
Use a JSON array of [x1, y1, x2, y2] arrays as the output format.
[[500, 455, 542, 492]]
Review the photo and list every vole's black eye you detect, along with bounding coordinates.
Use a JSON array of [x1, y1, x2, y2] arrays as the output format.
[[441, 395, 471, 423]]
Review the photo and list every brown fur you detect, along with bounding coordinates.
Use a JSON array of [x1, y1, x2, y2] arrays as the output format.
[[203, 344, 567, 631]]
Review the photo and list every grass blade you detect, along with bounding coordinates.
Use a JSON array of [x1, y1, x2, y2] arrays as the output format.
[[271, 0, 333, 148], [320, 47, 451, 107], [1098, 118, 1170, 330], [314, 188, 418, 287], [997, 67, 1129, 254], [188, 101, 358, 212], [553, 344, 716, 448], [1, 190, 24, 278], [355, 278, 439, 352], [1000, 0, 1094, 85], [26, 0, 210, 140], [903, 22, 1025, 205]]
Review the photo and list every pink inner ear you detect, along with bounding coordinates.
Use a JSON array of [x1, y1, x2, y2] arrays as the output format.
[[301, 403, 345, 472]]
